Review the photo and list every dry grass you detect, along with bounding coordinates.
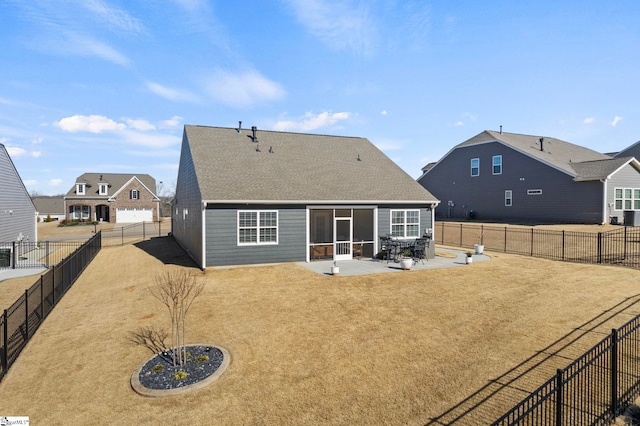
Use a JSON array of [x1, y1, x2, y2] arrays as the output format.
[[2, 232, 640, 425]]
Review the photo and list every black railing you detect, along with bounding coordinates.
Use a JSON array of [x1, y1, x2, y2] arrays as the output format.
[[0, 231, 101, 382], [0, 240, 83, 269], [100, 220, 170, 247], [492, 315, 640, 425], [437, 222, 640, 269]]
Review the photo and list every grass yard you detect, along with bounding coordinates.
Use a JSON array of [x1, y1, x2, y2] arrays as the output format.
[[2, 232, 640, 425]]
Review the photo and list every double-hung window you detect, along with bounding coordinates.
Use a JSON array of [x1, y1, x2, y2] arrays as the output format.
[[470, 158, 479, 177], [615, 188, 640, 210], [505, 190, 513, 206], [390, 209, 420, 238], [492, 155, 502, 175], [76, 183, 85, 195], [238, 210, 278, 245], [130, 189, 140, 200], [99, 183, 108, 195]]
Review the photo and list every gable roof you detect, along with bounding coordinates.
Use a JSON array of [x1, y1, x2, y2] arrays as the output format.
[[0, 143, 37, 211], [64, 173, 158, 199], [428, 130, 612, 179], [32, 196, 65, 214], [183, 125, 438, 204], [570, 156, 640, 181], [614, 140, 640, 159]]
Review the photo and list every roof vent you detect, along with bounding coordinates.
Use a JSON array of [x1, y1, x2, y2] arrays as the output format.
[[499, 125, 502, 134], [236, 121, 242, 133], [268, 146, 274, 154], [539, 137, 544, 152], [249, 126, 258, 143]]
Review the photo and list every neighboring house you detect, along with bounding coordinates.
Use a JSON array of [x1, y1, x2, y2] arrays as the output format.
[[173, 124, 440, 268], [0, 143, 37, 242], [64, 173, 160, 223], [418, 130, 640, 224], [32, 196, 65, 221]]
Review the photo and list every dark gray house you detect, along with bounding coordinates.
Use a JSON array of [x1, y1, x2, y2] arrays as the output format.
[[173, 124, 440, 268], [0, 143, 37, 243], [418, 130, 640, 224]]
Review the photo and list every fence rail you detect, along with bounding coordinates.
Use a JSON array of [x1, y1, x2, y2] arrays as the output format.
[[100, 220, 170, 247], [0, 231, 101, 382], [492, 315, 640, 425], [0, 240, 83, 269], [437, 222, 640, 269]]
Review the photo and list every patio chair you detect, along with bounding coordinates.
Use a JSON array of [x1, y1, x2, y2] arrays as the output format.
[[412, 238, 427, 264]]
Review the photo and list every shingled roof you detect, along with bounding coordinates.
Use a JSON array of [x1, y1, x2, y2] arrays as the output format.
[[456, 130, 612, 178], [183, 125, 438, 204], [64, 173, 157, 198]]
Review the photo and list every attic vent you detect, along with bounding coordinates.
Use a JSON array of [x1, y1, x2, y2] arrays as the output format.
[[539, 137, 544, 152], [499, 125, 502, 134], [268, 146, 274, 153], [236, 121, 242, 133]]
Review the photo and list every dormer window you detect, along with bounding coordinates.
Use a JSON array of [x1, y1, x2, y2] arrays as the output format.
[[130, 189, 140, 200], [99, 183, 108, 195], [76, 183, 86, 195]]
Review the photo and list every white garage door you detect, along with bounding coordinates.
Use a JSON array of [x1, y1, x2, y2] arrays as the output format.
[[116, 208, 153, 223]]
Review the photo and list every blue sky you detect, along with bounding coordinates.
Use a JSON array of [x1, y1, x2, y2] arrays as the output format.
[[1, 1, 639, 196]]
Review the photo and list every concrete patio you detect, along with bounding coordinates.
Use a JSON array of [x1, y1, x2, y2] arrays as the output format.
[[298, 247, 490, 276]]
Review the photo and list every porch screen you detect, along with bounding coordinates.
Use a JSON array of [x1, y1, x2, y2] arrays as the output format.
[[310, 209, 333, 243]]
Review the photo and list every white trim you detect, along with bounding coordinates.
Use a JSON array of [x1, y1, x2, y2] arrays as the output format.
[[390, 209, 420, 238], [108, 176, 161, 202], [505, 190, 513, 206], [202, 202, 207, 269], [527, 189, 542, 195], [305, 208, 310, 262], [470, 158, 479, 177], [204, 200, 440, 206], [602, 180, 608, 225], [237, 210, 279, 245], [492, 155, 502, 175]]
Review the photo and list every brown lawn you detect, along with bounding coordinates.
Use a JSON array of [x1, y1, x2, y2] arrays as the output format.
[[1, 223, 640, 424]]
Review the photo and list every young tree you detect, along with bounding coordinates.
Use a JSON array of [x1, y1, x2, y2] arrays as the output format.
[[148, 269, 204, 367]]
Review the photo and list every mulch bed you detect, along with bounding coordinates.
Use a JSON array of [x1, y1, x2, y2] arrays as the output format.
[[137, 345, 224, 390]]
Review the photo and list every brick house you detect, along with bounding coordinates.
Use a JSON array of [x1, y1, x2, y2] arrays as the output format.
[[64, 173, 160, 223]]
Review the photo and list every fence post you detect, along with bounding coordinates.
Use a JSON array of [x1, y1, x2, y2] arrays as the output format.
[[611, 328, 619, 419], [556, 368, 563, 426], [624, 227, 628, 260], [121, 227, 124, 246], [143, 222, 146, 241], [598, 232, 603, 264], [504, 227, 507, 253], [2, 309, 7, 373], [562, 231, 565, 261], [24, 289, 29, 340], [480, 225, 484, 245], [459, 224, 463, 247], [531, 228, 534, 256], [11, 241, 16, 269], [40, 275, 44, 319], [158, 220, 161, 237]]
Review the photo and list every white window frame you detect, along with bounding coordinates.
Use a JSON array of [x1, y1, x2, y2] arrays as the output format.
[[614, 187, 640, 210], [527, 189, 542, 195], [470, 158, 479, 177], [505, 190, 513, 206], [390, 209, 420, 238], [130, 189, 140, 200], [492, 155, 502, 175], [69, 205, 90, 220], [99, 183, 108, 195], [76, 183, 85, 195], [237, 210, 279, 245]]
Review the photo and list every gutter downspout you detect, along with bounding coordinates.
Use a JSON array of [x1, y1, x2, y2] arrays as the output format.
[[601, 179, 608, 225], [202, 201, 207, 270]]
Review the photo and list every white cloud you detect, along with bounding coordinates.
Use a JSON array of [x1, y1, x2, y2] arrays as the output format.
[[454, 121, 464, 127], [145, 81, 199, 102], [285, 0, 374, 54], [202, 69, 285, 108], [31, 151, 41, 158], [381, 110, 387, 115], [159, 116, 183, 128], [125, 118, 156, 131], [23, 179, 38, 187], [584, 117, 595, 124], [121, 130, 180, 149], [81, 0, 143, 34], [273, 111, 350, 132], [611, 116, 623, 127], [54, 115, 126, 133], [49, 178, 64, 187], [6, 146, 27, 157]]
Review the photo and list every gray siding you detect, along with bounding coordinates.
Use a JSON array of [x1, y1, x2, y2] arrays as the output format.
[[419, 142, 604, 224], [173, 133, 204, 267], [205, 205, 306, 267], [377, 205, 435, 257], [0, 145, 37, 242], [607, 163, 640, 224]]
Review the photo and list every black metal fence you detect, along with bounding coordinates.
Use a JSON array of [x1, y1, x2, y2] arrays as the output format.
[[0, 240, 84, 269], [492, 315, 640, 425], [100, 220, 171, 247], [0, 231, 101, 382], [437, 222, 640, 269]]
